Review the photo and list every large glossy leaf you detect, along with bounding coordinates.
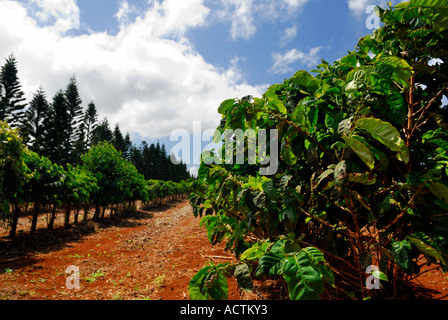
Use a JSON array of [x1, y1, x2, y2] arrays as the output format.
[[282, 248, 325, 300], [387, 92, 407, 125], [291, 70, 319, 93], [189, 264, 229, 300], [391, 240, 414, 274], [240, 242, 270, 261], [234, 263, 254, 292], [407, 234, 446, 265], [262, 179, 278, 201], [342, 136, 375, 170], [355, 118, 409, 164], [374, 56, 413, 89], [256, 240, 286, 276], [396, 0, 448, 31], [218, 99, 236, 115], [264, 84, 287, 114], [429, 182, 448, 204]]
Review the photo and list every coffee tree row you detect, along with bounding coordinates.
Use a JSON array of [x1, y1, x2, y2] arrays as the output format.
[[0, 121, 190, 238], [189, 0, 448, 300]]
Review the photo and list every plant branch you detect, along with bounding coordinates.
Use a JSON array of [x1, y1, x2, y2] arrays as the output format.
[[411, 85, 448, 137]]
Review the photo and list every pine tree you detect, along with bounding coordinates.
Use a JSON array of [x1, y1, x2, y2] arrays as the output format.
[[141, 141, 152, 179], [42, 90, 70, 165], [112, 123, 126, 155], [0, 54, 26, 129], [123, 132, 132, 160], [90, 118, 113, 146], [24, 87, 50, 153], [130, 145, 144, 174], [65, 75, 84, 163], [84, 101, 98, 150]]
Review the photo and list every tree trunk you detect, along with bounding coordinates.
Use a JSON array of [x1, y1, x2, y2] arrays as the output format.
[[30, 202, 40, 235], [64, 202, 71, 229], [48, 204, 57, 230], [83, 202, 90, 222], [101, 205, 106, 219], [74, 205, 80, 225], [93, 203, 100, 220], [8, 204, 21, 238]]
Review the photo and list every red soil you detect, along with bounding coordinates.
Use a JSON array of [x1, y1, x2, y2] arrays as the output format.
[[0, 199, 446, 300]]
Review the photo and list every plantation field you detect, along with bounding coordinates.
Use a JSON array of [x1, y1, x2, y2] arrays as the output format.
[[0, 199, 445, 300], [0, 199, 250, 300]]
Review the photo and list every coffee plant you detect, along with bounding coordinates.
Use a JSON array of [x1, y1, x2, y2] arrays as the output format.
[[189, 0, 448, 300], [1, 123, 190, 237]]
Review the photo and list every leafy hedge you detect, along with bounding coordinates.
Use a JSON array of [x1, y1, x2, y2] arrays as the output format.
[[189, 0, 448, 300], [0, 122, 190, 237]]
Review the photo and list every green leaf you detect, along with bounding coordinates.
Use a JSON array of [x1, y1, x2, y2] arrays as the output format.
[[240, 242, 269, 261], [371, 270, 389, 282], [375, 56, 413, 89], [396, 0, 448, 31], [346, 172, 377, 185], [407, 234, 446, 265], [282, 206, 298, 224], [218, 99, 236, 115], [234, 263, 254, 292], [342, 136, 375, 170], [256, 240, 286, 276], [355, 118, 409, 164], [282, 248, 326, 300], [281, 139, 298, 166], [338, 118, 352, 136], [312, 168, 334, 190], [188, 264, 229, 300], [291, 70, 319, 93], [387, 92, 407, 125], [265, 84, 287, 114], [262, 179, 278, 201], [391, 240, 414, 274], [429, 182, 448, 204]]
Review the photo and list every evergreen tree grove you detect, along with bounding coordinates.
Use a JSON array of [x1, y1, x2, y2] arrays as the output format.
[[0, 53, 26, 129]]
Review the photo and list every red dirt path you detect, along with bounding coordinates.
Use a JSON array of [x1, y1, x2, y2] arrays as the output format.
[[0, 199, 447, 300], [0, 200, 251, 300]]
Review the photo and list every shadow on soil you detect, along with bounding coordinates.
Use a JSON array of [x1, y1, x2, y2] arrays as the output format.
[[0, 200, 183, 271]]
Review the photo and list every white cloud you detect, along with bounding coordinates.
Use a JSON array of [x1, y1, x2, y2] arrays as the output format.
[[25, 0, 80, 33], [213, 0, 309, 41], [142, 0, 210, 38], [280, 25, 297, 46], [116, 0, 139, 26], [0, 0, 266, 139], [347, 0, 371, 16], [269, 47, 323, 74]]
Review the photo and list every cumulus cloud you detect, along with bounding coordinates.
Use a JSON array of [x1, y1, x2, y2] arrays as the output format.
[[269, 47, 323, 74], [0, 0, 266, 139], [347, 0, 371, 16], [280, 25, 297, 46], [212, 0, 310, 41], [24, 0, 80, 33]]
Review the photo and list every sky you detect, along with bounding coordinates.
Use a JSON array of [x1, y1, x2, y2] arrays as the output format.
[[0, 0, 406, 175]]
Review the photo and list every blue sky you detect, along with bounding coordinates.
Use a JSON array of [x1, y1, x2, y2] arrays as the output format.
[[0, 0, 403, 174], [70, 0, 373, 85]]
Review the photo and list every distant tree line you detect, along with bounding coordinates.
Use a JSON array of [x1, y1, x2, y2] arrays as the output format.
[[0, 53, 191, 182]]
